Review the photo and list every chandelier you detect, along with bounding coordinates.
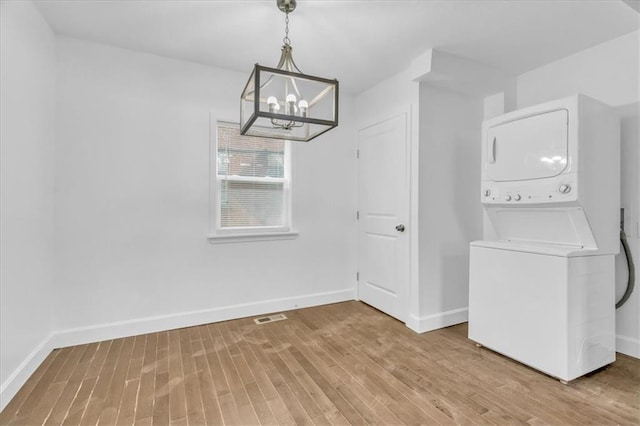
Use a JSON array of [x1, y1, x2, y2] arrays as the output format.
[[240, 0, 339, 142]]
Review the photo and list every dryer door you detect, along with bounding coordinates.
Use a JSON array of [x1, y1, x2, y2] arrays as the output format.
[[487, 109, 569, 182]]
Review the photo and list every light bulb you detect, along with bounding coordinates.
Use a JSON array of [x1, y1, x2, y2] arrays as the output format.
[[298, 100, 308, 117], [285, 94, 297, 115], [267, 96, 279, 113]]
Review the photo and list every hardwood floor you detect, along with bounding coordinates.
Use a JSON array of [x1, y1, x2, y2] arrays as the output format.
[[1, 301, 638, 425]]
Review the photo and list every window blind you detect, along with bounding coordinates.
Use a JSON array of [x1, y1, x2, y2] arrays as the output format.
[[216, 124, 288, 229]]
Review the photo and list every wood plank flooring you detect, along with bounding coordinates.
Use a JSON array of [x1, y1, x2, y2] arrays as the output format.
[[1, 301, 638, 425]]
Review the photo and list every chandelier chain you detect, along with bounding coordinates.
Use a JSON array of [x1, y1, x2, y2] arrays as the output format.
[[283, 12, 291, 46]]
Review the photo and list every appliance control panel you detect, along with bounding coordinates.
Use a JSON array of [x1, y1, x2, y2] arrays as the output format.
[[481, 179, 577, 205]]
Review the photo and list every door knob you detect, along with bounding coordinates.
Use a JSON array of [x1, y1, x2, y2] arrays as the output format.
[[395, 224, 405, 232]]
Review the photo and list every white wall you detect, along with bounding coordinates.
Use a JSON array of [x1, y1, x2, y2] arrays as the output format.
[[53, 37, 357, 338], [355, 68, 420, 128], [0, 1, 56, 406], [418, 85, 484, 325], [517, 31, 639, 108], [516, 30, 640, 358]]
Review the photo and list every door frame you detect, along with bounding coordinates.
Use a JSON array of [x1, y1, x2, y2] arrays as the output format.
[[356, 105, 415, 324]]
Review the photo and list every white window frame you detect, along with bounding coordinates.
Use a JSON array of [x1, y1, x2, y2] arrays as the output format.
[[207, 117, 297, 244]]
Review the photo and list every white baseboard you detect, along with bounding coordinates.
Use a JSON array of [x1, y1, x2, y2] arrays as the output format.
[[53, 288, 356, 349], [616, 334, 640, 359], [406, 307, 468, 334], [0, 334, 55, 412], [0, 288, 355, 412]]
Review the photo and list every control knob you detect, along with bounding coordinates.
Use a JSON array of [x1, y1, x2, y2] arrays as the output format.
[[559, 184, 572, 194], [483, 189, 491, 197], [505, 195, 512, 201], [514, 194, 521, 201]]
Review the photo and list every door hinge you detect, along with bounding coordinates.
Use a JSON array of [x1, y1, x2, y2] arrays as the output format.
[[356, 149, 360, 159], [356, 210, 360, 220], [356, 272, 359, 281]]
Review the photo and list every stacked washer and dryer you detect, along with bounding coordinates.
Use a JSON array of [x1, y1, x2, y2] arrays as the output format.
[[469, 94, 620, 383]]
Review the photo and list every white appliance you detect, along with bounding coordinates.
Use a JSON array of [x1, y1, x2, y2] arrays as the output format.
[[468, 94, 620, 383]]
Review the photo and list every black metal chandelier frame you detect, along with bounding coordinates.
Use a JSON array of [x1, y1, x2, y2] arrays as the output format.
[[240, 65, 339, 140]]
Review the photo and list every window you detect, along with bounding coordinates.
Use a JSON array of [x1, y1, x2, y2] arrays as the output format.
[[208, 121, 295, 243]]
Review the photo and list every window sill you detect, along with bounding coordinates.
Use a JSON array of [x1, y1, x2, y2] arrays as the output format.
[[207, 231, 299, 244]]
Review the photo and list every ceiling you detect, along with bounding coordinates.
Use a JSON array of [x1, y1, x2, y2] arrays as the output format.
[[35, 0, 639, 95]]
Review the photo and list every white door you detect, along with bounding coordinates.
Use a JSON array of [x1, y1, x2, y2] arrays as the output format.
[[357, 113, 409, 322]]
